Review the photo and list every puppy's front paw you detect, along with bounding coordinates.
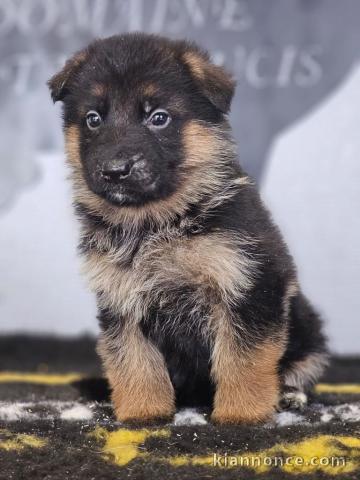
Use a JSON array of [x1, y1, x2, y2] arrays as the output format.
[[112, 390, 175, 424], [115, 407, 174, 424], [211, 406, 275, 424], [211, 393, 277, 424]]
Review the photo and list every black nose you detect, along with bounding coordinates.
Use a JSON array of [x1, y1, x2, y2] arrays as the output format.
[[101, 161, 132, 183]]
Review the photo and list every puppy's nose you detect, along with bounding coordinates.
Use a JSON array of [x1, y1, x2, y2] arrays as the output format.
[[101, 161, 132, 183]]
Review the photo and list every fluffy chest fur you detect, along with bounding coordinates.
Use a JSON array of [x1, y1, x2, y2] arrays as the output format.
[[81, 224, 258, 325]]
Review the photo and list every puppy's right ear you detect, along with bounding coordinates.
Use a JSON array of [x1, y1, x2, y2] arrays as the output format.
[[48, 50, 87, 103], [180, 45, 236, 114]]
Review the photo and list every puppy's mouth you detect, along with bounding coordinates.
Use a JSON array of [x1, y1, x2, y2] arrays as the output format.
[[103, 174, 161, 206], [90, 158, 161, 206]]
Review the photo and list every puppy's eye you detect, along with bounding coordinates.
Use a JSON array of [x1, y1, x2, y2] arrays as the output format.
[[86, 110, 102, 130], [148, 110, 171, 128]]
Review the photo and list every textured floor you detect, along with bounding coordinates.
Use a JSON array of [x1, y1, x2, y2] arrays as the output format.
[[0, 335, 359, 479]]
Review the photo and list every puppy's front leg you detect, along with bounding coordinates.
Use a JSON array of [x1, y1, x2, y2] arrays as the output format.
[[210, 306, 285, 424], [97, 323, 175, 422]]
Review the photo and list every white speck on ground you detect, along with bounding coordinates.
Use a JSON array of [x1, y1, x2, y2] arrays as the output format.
[[274, 411, 308, 426], [320, 403, 360, 423], [0, 403, 32, 421], [60, 404, 93, 420]]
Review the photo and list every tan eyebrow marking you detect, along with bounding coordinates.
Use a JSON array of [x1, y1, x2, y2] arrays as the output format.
[[143, 83, 158, 96], [91, 83, 106, 96]]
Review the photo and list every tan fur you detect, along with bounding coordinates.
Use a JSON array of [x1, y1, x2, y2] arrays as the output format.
[[182, 120, 222, 167], [183, 51, 206, 80], [65, 125, 82, 168], [143, 83, 158, 96], [161, 233, 257, 302], [211, 308, 286, 424], [91, 83, 106, 96], [82, 230, 258, 323], [182, 51, 235, 93], [283, 279, 299, 319], [97, 324, 175, 421], [64, 121, 242, 228]]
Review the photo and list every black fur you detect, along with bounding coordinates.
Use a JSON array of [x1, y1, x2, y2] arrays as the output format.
[[49, 33, 328, 420]]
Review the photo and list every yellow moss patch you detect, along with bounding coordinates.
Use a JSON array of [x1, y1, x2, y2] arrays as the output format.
[[0, 372, 84, 385], [168, 455, 212, 467], [89, 427, 170, 466], [315, 383, 360, 394], [0, 429, 47, 451], [90, 427, 360, 475]]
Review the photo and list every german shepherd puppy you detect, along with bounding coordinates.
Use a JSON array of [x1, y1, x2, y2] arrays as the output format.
[[48, 33, 328, 424]]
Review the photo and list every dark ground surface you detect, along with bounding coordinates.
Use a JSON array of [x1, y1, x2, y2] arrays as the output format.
[[0, 335, 359, 479]]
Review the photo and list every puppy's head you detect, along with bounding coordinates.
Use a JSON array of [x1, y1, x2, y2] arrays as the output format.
[[48, 33, 235, 209]]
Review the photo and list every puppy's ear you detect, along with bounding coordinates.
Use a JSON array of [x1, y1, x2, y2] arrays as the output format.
[[182, 48, 236, 114], [48, 50, 88, 103]]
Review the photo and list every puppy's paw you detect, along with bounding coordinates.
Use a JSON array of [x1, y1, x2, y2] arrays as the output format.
[[211, 404, 276, 424], [278, 386, 307, 411], [114, 404, 174, 424], [112, 389, 175, 424]]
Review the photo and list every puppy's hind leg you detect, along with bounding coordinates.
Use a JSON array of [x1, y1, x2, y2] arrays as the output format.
[[279, 351, 329, 411], [279, 293, 329, 411]]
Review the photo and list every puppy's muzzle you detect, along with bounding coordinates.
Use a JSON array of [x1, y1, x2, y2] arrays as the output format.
[[100, 153, 143, 184], [101, 161, 132, 183]]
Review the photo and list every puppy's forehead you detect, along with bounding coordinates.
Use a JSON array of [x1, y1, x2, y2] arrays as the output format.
[[82, 40, 184, 92], [81, 64, 187, 113], [89, 80, 161, 98], [85, 77, 183, 109]]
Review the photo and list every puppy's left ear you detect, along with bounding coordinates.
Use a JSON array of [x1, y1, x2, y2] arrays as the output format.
[[182, 48, 236, 114], [48, 50, 88, 103]]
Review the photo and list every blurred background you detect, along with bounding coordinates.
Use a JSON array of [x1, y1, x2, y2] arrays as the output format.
[[0, 0, 359, 353]]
